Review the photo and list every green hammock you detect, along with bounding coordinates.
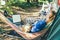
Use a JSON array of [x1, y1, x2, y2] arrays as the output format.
[[42, 7, 60, 40]]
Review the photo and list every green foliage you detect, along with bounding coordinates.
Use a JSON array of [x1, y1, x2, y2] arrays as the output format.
[[2, 5, 13, 15], [48, 0, 52, 2], [0, 0, 48, 14], [3, 0, 48, 9], [11, 2, 43, 9], [6, 0, 18, 6], [6, 0, 45, 9]]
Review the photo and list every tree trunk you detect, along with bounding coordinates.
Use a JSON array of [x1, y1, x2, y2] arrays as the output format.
[[36, 0, 38, 3], [27, 0, 30, 3], [32, 0, 38, 3], [33, 0, 36, 2]]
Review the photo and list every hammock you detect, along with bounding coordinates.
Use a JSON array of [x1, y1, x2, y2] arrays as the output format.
[[0, 12, 52, 40]]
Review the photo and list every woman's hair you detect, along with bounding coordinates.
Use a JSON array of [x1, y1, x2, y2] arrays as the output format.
[[49, 11, 56, 19], [52, 11, 56, 16]]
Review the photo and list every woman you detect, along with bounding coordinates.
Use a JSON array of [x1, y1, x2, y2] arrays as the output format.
[[30, 10, 56, 33]]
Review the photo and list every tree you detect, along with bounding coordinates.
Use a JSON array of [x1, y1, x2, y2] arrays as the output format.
[[36, 0, 38, 3], [27, 0, 30, 3], [32, 0, 38, 3], [33, 0, 36, 2]]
